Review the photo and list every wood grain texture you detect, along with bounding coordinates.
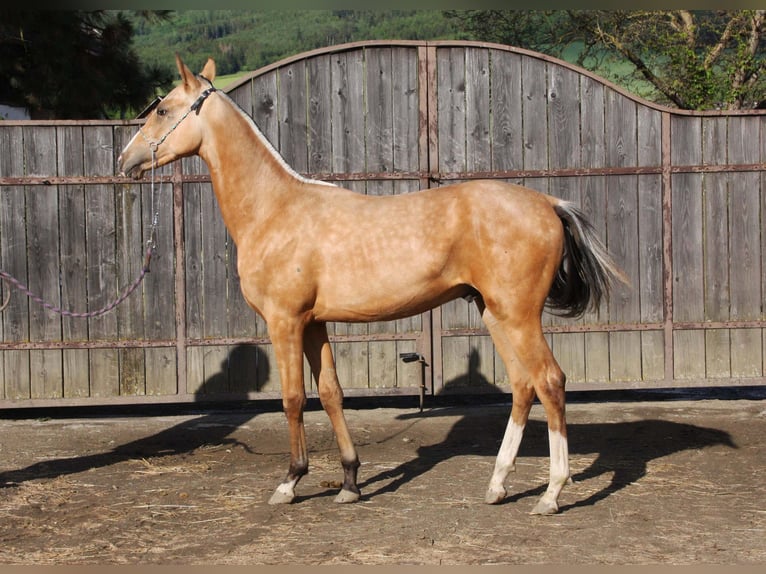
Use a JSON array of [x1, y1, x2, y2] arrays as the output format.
[[2, 43, 765, 406]]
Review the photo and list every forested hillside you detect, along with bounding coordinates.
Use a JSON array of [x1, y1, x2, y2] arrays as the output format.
[[127, 10, 462, 78]]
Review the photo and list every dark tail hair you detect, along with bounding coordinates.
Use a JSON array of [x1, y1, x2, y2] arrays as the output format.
[[546, 202, 629, 318]]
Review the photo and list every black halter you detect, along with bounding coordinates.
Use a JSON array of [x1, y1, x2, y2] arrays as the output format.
[[191, 74, 216, 115], [139, 75, 217, 151]]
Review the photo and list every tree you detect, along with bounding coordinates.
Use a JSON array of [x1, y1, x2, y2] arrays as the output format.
[[0, 10, 174, 119], [447, 10, 765, 110]]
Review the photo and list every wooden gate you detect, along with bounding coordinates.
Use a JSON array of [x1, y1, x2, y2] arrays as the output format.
[[1, 41, 765, 408]]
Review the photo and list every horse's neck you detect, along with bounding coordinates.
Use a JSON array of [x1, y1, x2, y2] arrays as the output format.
[[198, 95, 308, 245]]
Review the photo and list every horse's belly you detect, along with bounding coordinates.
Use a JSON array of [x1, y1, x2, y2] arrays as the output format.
[[312, 280, 470, 323]]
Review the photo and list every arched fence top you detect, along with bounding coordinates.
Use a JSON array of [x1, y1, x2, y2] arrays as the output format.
[[224, 39, 766, 119], [1, 40, 763, 129]]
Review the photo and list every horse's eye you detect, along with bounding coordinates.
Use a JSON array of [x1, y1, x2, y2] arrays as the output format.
[[157, 108, 168, 117]]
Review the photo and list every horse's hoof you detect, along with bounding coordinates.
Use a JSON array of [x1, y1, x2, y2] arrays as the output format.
[[268, 489, 295, 505], [484, 487, 507, 505], [334, 489, 360, 504], [530, 498, 558, 515]]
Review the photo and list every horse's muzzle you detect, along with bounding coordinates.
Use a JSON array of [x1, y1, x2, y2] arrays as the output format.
[[117, 153, 145, 180]]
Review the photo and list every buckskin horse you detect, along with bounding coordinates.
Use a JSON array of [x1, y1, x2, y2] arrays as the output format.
[[118, 56, 627, 515]]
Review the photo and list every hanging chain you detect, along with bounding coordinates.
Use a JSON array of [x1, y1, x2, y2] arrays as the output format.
[[0, 151, 160, 318], [1, 78, 216, 317]]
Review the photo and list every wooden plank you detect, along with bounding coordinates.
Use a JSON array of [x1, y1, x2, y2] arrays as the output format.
[[229, 77, 253, 117], [391, 46, 419, 173], [490, 49, 522, 171], [552, 333, 585, 383], [225, 343, 260, 395], [144, 348, 176, 396], [226, 242, 256, 383], [84, 126, 119, 397], [200, 178, 229, 394], [466, 47, 491, 172], [146, 147, 176, 397], [368, 337, 396, 389], [674, 330, 706, 379], [637, 107, 664, 381], [637, 109, 663, 322], [671, 116, 705, 378], [728, 116, 762, 377], [226, 252, 258, 395], [366, 47, 395, 177], [548, 64, 580, 170], [183, 157, 209, 393], [58, 126, 90, 397], [256, 343, 280, 393], [468, 336, 494, 388], [0, 125, 30, 399], [308, 54, 333, 174], [639, 331, 664, 382], [442, 336, 469, 391], [142, 173, 177, 396], [579, 77, 610, 384], [278, 60, 308, 172], [521, 56, 548, 170], [24, 126, 63, 399], [437, 47, 466, 173], [604, 91, 639, 311], [331, 49, 364, 176], [183, 172, 204, 350], [186, 347, 204, 397], [394, 338, 418, 389], [252, 71, 279, 148], [702, 117, 731, 378], [605, 89, 641, 381], [762, 116, 766, 378], [115, 133, 146, 396]]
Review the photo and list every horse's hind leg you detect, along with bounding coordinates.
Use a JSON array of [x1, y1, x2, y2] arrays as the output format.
[[303, 321, 361, 503], [479, 303, 535, 504], [484, 378, 535, 505], [480, 303, 571, 515]]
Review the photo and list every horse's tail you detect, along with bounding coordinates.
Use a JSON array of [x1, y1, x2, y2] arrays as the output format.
[[546, 200, 629, 318]]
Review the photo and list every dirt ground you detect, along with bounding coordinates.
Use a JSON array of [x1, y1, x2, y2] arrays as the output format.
[[0, 393, 764, 565]]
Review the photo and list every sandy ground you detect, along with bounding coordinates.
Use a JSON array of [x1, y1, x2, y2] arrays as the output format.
[[0, 394, 764, 565]]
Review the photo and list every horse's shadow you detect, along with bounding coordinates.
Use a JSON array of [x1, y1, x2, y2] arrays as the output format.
[[0, 344, 269, 487], [358, 349, 737, 511], [1, 346, 738, 513]]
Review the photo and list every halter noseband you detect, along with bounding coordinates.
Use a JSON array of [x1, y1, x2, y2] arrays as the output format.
[[139, 75, 217, 151]]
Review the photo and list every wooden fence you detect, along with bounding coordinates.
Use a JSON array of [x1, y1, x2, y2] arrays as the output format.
[[1, 41, 764, 408]]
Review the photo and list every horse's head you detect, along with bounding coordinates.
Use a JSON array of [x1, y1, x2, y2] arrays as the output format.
[[118, 55, 217, 179]]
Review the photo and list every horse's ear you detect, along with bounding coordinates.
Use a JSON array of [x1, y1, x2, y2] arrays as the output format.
[[201, 58, 216, 83], [175, 54, 196, 89]]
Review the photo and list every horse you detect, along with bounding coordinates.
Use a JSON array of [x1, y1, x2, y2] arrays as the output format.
[[118, 55, 627, 515]]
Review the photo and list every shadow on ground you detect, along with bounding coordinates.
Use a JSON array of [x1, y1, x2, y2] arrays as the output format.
[[359, 349, 737, 511], [0, 344, 268, 486], [0, 347, 737, 514]]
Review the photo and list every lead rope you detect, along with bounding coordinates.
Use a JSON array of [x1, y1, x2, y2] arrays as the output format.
[[0, 149, 160, 318]]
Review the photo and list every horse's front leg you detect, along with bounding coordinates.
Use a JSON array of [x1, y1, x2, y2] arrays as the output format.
[[268, 319, 309, 505], [304, 321, 360, 503]]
